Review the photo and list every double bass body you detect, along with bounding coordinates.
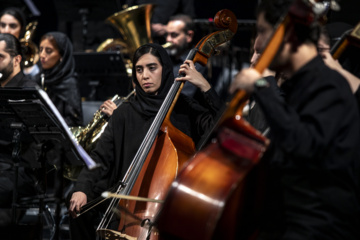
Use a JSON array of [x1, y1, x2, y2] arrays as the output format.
[[117, 124, 196, 239]]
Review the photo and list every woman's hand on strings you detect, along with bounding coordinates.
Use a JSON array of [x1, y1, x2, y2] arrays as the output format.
[[176, 60, 211, 92], [69, 191, 87, 218]]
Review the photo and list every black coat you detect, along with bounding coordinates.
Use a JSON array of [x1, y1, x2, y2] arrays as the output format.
[[254, 56, 360, 240]]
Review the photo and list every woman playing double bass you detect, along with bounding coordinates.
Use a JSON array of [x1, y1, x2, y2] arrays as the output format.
[[67, 43, 223, 240]]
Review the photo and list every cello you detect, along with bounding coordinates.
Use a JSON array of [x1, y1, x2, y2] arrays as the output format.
[[155, 0, 330, 239], [95, 9, 239, 240]]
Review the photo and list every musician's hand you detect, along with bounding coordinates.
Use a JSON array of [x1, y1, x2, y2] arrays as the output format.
[[321, 51, 343, 71], [100, 100, 117, 117], [151, 23, 167, 37], [69, 191, 87, 218], [229, 68, 262, 94], [176, 60, 211, 92], [321, 51, 360, 93]]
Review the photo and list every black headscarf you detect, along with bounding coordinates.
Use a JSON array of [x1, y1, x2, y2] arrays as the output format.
[[129, 43, 174, 118], [37, 32, 82, 126], [40, 32, 75, 85]]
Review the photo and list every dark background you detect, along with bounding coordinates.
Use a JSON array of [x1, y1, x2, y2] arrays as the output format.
[[1, 0, 359, 51], [1, 0, 359, 100]]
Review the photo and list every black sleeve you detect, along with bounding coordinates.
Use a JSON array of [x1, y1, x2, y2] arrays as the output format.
[[253, 79, 353, 160], [175, 87, 224, 148], [73, 114, 116, 197]]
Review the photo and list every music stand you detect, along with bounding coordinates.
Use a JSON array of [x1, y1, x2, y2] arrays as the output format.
[[74, 51, 131, 100], [0, 87, 100, 239]]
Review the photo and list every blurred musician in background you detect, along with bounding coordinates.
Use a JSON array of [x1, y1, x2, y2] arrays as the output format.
[[0, 33, 37, 88], [122, 0, 196, 41], [0, 7, 26, 40], [230, 0, 360, 239], [0, 7, 41, 79], [165, 14, 208, 98], [318, 24, 360, 110], [35, 31, 83, 127]]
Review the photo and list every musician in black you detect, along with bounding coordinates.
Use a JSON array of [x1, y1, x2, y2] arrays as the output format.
[[0, 33, 39, 226], [68, 43, 223, 240], [230, 0, 360, 239], [35, 31, 83, 127], [165, 14, 209, 99]]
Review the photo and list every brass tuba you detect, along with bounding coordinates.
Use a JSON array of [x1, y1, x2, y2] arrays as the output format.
[[97, 4, 155, 76], [20, 21, 39, 68]]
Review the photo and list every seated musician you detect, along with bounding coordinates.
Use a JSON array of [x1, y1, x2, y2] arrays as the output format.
[[230, 0, 360, 239], [68, 43, 223, 240], [0, 33, 39, 226], [35, 31, 83, 127]]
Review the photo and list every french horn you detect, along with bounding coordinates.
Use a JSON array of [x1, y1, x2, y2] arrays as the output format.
[[20, 21, 39, 68], [65, 89, 136, 181]]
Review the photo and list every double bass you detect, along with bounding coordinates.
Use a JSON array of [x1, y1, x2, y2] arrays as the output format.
[[94, 9, 239, 240], [155, 0, 330, 239]]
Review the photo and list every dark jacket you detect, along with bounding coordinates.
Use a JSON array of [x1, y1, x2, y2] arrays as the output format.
[[254, 55, 360, 240], [3, 71, 38, 88]]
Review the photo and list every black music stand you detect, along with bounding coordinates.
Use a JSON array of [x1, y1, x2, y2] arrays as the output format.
[[0, 87, 100, 239], [74, 51, 131, 100]]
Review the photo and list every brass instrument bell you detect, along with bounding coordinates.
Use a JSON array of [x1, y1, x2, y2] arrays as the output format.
[[96, 4, 155, 76], [20, 21, 39, 68]]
